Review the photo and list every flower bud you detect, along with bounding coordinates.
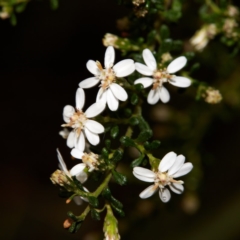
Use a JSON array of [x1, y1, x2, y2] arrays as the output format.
[[50, 169, 70, 186], [202, 87, 222, 104]]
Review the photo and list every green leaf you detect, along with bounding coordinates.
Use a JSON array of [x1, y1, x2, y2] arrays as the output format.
[[68, 222, 76, 233], [160, 39, 173, 54], [110, 126, 119, 139], [101, 148, 109, 163], [124, 108, 132, 117], [88, 196, 99, 207], [149, 140, 161, 150], [10, 13, 17, 26], [50, 0, 59, 9], [134, 83, 144, 91], [120, 136, 137, 147], [111, 204, 125, 217], [131, 154, 145, 168], [112, 170, 127, 186], [129, 116, 139, 126], [111, 149, 123, 163], [75, 222, 82, 232], [160, 25, 170, 39], [72, 176, 84, 191], [136, 130, 152, 142], [15, 2, 27, 13], [110, 196, 123, 209], [91, 208, 101, 221], [102, 188, 111, 199], [131, 93, 139, 105], [67, 211, 78, 221], [105, 139, 111, 150]]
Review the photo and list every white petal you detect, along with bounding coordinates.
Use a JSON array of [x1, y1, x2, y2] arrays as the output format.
[[133, 172, 155, 182], [135, 62, 153, 76], [110, 83, 128, 101], [85, 120, 104, 134], [142, 49, 157, 71], [56, 149, 69, 175], [75, 88, 85, 110], [73, 196, 83, 205], [74, 131, 85, 151], [147, 89, 160, 105], [63, 105, 74, 122], [169, 183, 184, 194], [134, 77, 153, 88], [86, 60, 98, 75], [159, 188, 171, 202], [107, 89, 119, 111], [85, 102, 105, 118], [79, 77, 100, 89], [133, 167, 155, 178], [168, 155, 185, 176], [167, 56, 187, 74], [96, 87, 107, 104], [159, 151, 177, 172], [84, 128, 100, 145], [169, 76, 191, 88], [67, 131, 75, 148], [70, 163, 88, 183], [104, 46, 115, 68], [139, 184, 158, 199], [172, 162, 193, 178], [71, 148, 84, 159], [113, 59, 135, 77], [158, 86, 170, 103]]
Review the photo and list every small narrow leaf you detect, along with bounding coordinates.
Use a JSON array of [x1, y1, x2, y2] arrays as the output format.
[[131, 154, 145, 168], [136, 130, 152, 142], [91, 209, 101, 221], [131, 93, 138, 105], [88, 196, 99, 207], [112, 170, 127, 186], [111, 149, 123, 163], [110, 126, 119, 139], [129, 117, 139, 126], [120, 136, 137, 147]]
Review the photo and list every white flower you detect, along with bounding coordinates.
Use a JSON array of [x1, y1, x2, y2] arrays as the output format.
[[133, 151, 193, 203], [62, 88, 105, 151], [134, 49, 191, 104], [56, 149, 88, 205], [71, 147, 100, 172], [79, 46, 135, 111]]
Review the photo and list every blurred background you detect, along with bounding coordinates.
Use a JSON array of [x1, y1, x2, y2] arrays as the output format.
[[1, 0, 240, 239]]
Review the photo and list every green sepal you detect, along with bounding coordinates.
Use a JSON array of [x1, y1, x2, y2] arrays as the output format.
[[136, 129, 152, 143], [131, 93, 139, 105], [105, 139, 111, 150], [91, 208, 101, 221], [111, 149, 123, 163], [68, 221, 76, 233], [120, 136, 137, 147], [67, 211, 78, 221], [160, 24, 170, 40], [129, 116, 139, 126], [112, 170, 127, 186], [131, 154, 145, 168], [88, 196, 99, 207], [110, 126, 119, 139]]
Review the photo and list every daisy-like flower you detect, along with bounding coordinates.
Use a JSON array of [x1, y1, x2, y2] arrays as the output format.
[[134, 49, 191, 104], [133, 151, 193, 203], [79, 46, 135, 111], [62, 88, 105, 151]]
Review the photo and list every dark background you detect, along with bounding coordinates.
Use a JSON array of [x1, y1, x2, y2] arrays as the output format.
[[1, 1, 240, 240]]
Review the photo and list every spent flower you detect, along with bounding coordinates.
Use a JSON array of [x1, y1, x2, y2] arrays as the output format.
[[133, 151, 193, 203], [134, 49, 191, 104], [79, 46, 135, 111]]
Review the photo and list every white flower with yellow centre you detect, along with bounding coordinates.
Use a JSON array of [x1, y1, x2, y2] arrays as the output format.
[[62, 88, 105, 151], [79, 46, 135, 111], [133, 151, 193, 203], [134, 49, 191, 104]]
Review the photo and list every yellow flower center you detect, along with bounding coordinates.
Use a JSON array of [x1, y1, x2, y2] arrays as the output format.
[[152, 69, 172, 90]]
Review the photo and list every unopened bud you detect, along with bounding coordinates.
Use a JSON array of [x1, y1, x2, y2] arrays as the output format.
[[103, 34, 119, 48], [50, 169, 70, 186], [63, 218, 73, 229]]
